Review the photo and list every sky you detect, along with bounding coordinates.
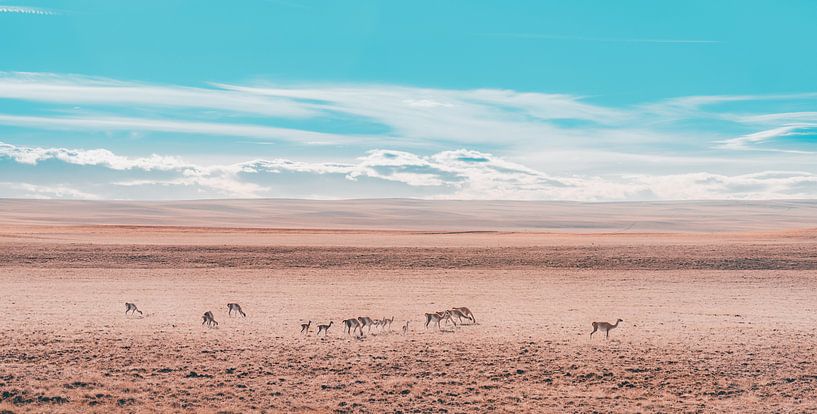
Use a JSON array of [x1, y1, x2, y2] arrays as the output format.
[[1, 1, 816, 201]]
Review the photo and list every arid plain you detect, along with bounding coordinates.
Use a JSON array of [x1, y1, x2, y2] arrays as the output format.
[[1, 200, 817, 413]]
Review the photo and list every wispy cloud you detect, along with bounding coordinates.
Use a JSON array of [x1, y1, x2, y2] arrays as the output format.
[[0, 5, 56, 15], [718, 125, 817, 153], [0, 114, 362, 145], [731, 112, 817, 124], [0, 72, 314, 118], [0, 72, 637, 151], [6, 72, 813, 156], [476, 33, 721, 44]]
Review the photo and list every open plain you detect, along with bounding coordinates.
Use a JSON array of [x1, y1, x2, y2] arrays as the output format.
[[1, 200, 817, 413]]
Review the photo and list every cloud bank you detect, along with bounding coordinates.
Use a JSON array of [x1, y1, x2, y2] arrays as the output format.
[[2, 142, 816, 201]]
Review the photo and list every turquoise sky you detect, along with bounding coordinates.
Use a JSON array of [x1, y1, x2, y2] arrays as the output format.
[[1, 1, 816, 200]]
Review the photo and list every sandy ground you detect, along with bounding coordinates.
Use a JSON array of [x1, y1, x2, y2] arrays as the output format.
[[1, 200, 817, 412]]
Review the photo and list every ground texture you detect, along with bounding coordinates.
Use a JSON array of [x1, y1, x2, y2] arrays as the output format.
[[1, 202, 817, 412]]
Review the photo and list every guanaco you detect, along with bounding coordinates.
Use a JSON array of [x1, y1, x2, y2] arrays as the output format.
[[227, 303, 246, 317], [357, 316, 375, 334], [590, 319, 623, 339], [125, 303, 142, 316], [382, 316, 394, 330], [449, 308, 471, 325], [317, 321, 333, 336], [453, 307, 476, 324], [202, 311, 218, 327], [343, 318, 362, 336], [424, 310, 454, 330]]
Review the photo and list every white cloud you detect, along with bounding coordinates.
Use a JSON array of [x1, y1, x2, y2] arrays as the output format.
[[0, 141, 188, 170], [0, 182, 98, 199], [0, 141, 261, 198], [629, 171, 817, 200], [113, 176, 266, 199], [2, 141, 817, 200]]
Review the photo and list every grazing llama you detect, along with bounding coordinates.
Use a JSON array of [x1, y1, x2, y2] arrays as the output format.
[[227, 303, 246, 317], [317, 321, 333, 336], [202, 311, 218, 327], [590, 319, 623, 339], [124, 303, 142, 316]]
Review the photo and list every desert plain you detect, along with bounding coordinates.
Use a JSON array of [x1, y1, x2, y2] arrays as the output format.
[[1, 199, 817, 413]]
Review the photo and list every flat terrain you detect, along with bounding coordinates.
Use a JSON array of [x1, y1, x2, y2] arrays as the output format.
[[2, 198, 817, 232], [1, 200, 816, 413]]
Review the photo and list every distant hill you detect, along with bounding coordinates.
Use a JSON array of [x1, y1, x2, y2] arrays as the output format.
[[0, 199, 815, 232]]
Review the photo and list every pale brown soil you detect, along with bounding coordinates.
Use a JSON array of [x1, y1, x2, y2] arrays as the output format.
[[1, 200, 817, 413]]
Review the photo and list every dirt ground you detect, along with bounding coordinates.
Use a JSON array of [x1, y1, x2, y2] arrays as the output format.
[[1, 217, 817, 412]]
